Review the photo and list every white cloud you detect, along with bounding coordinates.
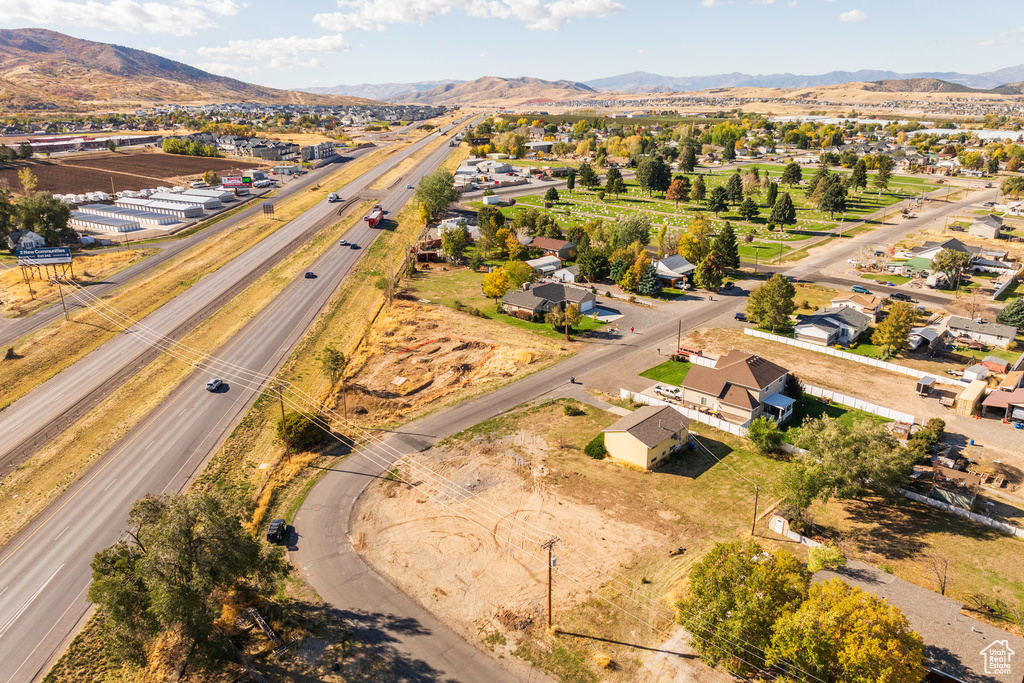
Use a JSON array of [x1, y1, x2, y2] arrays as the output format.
[[838, 9, 866, 22], [2, 0, 240, 36], [315, 0, 624, 32], [787, 1, 797, 6], [752, 0, 775, 4], [978, 39, 995, 46], [197, 34, 349, 70], [700, 0, 719, 6], [195, 62, 261, 77]]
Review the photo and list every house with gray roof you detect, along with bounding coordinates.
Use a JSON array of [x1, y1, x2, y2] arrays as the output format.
[[947, 316, 1018, 349], [794, 306, 872, 346], [602, 405, 690, 470], [501, 282, 596, 318], [969, 213, 1004, 240], [655, 254, 695, 285]]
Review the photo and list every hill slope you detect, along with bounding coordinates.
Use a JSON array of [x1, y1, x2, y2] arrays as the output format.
[[864, 78, 984, 93], [302, 80, 463, 100], [0, 28, 371, 109], [388, 76, 596, 105]]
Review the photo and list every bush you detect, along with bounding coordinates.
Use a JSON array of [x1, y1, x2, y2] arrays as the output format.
[[482, 189, 495, 196], [278, 411, 326, 452], [746, 416, 784, 455], [807, 543, 846, 573], [584, 433, 607, 459], [563, 403, 586, 416]]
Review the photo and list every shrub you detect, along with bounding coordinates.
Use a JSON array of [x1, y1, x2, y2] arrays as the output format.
[[584, 433, 607, 459], [807, 542, 846, 573], [563, 403, 586, 416], [746, 416, 783, 455], [482, 189, 495, 196], [278, 411, 326, 452]]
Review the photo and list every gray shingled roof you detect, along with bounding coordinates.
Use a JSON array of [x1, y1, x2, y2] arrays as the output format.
[[603, 405, 690, 449], [798, 306, 871, 331], [948, 316, 1017, 339]]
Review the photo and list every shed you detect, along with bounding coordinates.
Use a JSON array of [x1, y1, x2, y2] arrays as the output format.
[[963, 364, 989, 382], [525, 255, 562, 274], [482, 195, 500, 205], [916, 376, 935, 396], [955, 380, 987, 415], [981, 356, 1010, 374]]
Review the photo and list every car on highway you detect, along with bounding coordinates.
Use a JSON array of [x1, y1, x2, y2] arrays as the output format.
[[350, 243, 360, 250], [206, 378, 223, 392], [406, 184, 414, 189], [339, 239, 349, 246], [304, 271, 317, 279], [880, 281, 896, 287], [889, 292, 913, 302], [266, 518, 286, 543], [851, 284, 872, 294], [735, 312, 747, 321]]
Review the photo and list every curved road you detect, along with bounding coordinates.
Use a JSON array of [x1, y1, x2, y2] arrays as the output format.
[[0, 123, 472, 683]]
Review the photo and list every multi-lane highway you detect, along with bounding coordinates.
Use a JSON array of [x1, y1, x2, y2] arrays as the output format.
[[0, 126, 462, 476], [0, 148, 374, 347], [0, 120, 475, 683]]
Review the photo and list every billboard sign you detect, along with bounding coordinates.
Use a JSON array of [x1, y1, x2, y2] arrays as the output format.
[[17, 247, 72, 266], [221, 176, 253, 188]]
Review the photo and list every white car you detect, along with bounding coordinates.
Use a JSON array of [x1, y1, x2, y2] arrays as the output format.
[[654, 385, 682, 399], [847, 259, 860, 266]]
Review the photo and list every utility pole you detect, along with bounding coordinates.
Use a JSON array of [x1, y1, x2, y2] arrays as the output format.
[[750, 485, 760, 537], [275, 384, 291, 463], [55, 277, 69, 321], [541, 537, 559, 630]]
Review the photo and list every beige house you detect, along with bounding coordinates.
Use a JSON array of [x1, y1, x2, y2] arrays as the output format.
[[829, 293, 882, 320], [602, 405, 690, 470], [681, 350, 793, 425]]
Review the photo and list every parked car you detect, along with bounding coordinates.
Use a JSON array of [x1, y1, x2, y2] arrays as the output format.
[[266, 518, 286, 543], [206, 378, 223, 392], [654, 385, 682, 399], [881, 281, 896, 287], [735, 312, 747, 321], [851, 285, 872, 294], [983, 201, 996, 207], [949, 225, 965, 232], [847, 259, 861, 266], [304, 271, 316, 279], [722, 281, 734, 290], [889, 292, 913, 302]]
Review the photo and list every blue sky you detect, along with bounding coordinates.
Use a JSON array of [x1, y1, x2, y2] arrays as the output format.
[[2, 0, 1022, 88]]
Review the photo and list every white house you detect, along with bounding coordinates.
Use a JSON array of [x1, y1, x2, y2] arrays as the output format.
[[794, 307, 872, 346], [7, 230, 46, 250], [969, 214, 1003, 240], [524, 255, 563, 275], [655, 254, 695, 285], [947, 316, 1018, 349]]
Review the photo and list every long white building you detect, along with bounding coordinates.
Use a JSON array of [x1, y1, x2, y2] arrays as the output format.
[[115, 198, 204, 219], [70, 211, 142, 233], [149, 192, 221, 210], [77, 204, 177, 226]]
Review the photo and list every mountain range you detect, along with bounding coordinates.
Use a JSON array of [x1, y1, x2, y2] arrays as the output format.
[[583, 67, 1024, 92], [0, 28, 370, 109], [385, 76, 597, 106]]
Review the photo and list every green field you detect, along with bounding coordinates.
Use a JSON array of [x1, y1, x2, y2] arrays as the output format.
[[639, 360, 692, 386], [783, 392, 890, 443]]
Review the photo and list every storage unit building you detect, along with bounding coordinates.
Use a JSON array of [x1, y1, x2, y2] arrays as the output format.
[[70, 211, 142, 233], [148, 192, 221, 211], [115, 198, 204, 219], [183, 188, 235, 203], [77, 204, 177, 226]]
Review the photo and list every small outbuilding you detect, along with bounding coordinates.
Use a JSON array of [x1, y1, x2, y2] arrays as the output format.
[[955, 380, 987, 415]]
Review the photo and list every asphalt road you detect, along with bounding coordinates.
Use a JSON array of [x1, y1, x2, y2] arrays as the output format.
[[0, 124, 470, 683], [0, 130, 453, 476], [0, 148, 374, 347]]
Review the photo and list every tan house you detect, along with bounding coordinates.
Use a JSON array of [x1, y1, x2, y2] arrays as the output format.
[[829, 293, 882, 320], [681, 350, 793, 425], [602, 405, 690, 470]]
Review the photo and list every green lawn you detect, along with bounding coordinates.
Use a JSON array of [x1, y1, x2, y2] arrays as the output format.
[[639, 360, 692, 386], [783, 392, 891, 443], [860, 273, 912, 285]]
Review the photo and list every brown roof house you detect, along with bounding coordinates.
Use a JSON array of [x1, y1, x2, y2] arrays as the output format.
[[529, 236, 576, 260], [501, 282, 596, 318], [681, 350, 794, 425], [829, 293, 883, 320], [932, 465, 982, 509], [601, 405, 690, 470]]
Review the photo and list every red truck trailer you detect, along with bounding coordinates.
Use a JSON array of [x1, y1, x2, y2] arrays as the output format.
[[365, 205, 384, 228]]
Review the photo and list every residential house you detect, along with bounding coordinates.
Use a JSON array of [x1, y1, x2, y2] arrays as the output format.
[[814, 560, 1024, 683], [524, 255, 562, 275], [932, 465, 981, 509], [654, 254, 695, 286], [681, 350, 793, 425], [969, 213, 1004, 240], [601, 405, 690, 470], [553, 264, 580, 283], [829, 293, 883, 320], [501, 282, 596, 318], [794, 306, 872, 346], [5, 230, 46, 251], [529, 237, 576, 260], [947, 316, 1018, 349]]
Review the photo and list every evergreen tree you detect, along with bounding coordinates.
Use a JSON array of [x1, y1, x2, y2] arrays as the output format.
[[726, 172, 744, 204], [819, 182, 847, 218], [768, 192, 797, 228], [738, 196, 760, 222], [566, 171, 576, 191], [721, 139, 736, 161], [691, 175, 706, 201], [706, 186, 728, 217], [577, 162, 599, 188], [766, 180, 779, 207], [850, 159, 868, 193], [636, 263, 662, 297], [680, 144, 697, 173], [781, 162, 802, 187], [712, 221, 740, 269], [695, 254, 723, 290], [875, 155, 894, 193]]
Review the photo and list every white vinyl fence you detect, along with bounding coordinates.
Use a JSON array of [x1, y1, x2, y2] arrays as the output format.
[[901, 490, 1024, 539], [991, 267, 1022, 301], [620, 388, 750, 436], [688, 354, 716, 368], [744, 328, 968, 388], [802, 384, 915, 424]]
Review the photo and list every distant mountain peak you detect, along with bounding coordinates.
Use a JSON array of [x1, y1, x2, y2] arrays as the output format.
[[386, 76, 596, 105]]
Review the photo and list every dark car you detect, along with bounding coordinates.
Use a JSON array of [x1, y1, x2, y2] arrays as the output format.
[[350, 243, 360, 249], [266, 518, 286, 544], [734, 312, 747, 321], [889, 292, 913, 302], [722, 281, 735, 290], [304, 271, 316, 279]]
